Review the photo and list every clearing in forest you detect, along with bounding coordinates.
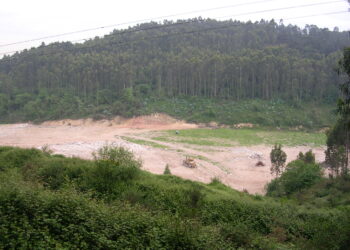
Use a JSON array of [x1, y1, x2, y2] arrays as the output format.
[[0, 114, 326, 194]]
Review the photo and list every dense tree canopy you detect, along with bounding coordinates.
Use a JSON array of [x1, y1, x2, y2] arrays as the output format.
[[326, 47, 350, 176], [0, 18, 348, 122]]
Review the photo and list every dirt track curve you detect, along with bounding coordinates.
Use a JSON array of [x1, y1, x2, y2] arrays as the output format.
[[0, 114, 325, 194]]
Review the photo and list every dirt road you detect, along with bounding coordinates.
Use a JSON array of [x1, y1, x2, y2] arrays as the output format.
[[0, 114, 325, 194]]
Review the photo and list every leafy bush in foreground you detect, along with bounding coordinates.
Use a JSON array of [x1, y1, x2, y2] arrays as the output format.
[[267, 159, 323, 197], [0, 147, 42, 171], [0, 181, 229, 249], [0, 146, 349, 249], [86, 145, 141, 196]]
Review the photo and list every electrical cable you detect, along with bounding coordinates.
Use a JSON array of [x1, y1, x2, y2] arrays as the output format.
[[0, 0, 278, 48], [0, 5, 347, 59]]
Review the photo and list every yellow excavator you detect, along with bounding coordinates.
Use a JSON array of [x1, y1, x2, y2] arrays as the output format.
[[183, 157, 197, 168]]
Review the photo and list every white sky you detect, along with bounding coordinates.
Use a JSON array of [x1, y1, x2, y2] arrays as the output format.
[[0, 0, 349, 56]]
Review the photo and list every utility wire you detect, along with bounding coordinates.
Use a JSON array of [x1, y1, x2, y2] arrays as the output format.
[[75, 10, 350, 52], [1, 0, 346, 57], [0, 9, 347, 59], [0, 0, 345, 50], [1, 10, 347, 61], [283, 10, 348, 21], [65, 0, 347, 45], [0, 0, 278, 48], [215, 0, 346, 20]]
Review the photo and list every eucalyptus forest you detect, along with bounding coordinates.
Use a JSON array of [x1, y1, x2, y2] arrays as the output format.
[[0, 18, 348, 123]]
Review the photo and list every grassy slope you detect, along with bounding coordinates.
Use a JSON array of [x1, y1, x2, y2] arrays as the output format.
[[121, 136, 170, 149], [142, 97, 336, 129], [152, 128, 326, 147], [1, 97, 336, 130], [0, 146, 349, 249]]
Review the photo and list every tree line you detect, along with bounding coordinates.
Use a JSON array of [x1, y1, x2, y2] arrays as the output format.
[[0, 18, 348, 121]]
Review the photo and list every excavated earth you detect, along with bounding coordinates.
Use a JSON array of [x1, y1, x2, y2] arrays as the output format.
[[0, 114, 325, 194]]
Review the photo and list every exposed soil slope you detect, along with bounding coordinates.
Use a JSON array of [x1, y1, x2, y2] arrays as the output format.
[[0, 114, 325, 194]]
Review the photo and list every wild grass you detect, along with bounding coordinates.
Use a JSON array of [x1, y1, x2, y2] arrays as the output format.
[[152, 135, 232, 147], [121, 136, 170, 149], [142, 97, 336, 128], [154, 128, 326, 147]]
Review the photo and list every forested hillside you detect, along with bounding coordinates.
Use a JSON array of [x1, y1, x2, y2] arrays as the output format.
[[0, 18, 348, 123]]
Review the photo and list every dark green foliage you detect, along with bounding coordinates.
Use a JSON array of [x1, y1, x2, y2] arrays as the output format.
[[270, 144, 287, 177], [92, 145, 141, 169], [86, 146, 141, 195], [325, 47, 350, 176], [297, 150, 316, 164], [0, 146, 14, 154], [209, 177, 222, 185], [325, 117, 349, 176], [293, 176, 350, 208], [325, 144, 347, 177], [186, 185, 205, 209], [0, 182, 225, 249], [144, 97, 335, 128], [0, 146, 350, 249], [267, 160, 323, 197], [0, 147, 43, 171], [0, 19, 345, 124], [37, 157, 90, 190], [163, 164, 171, 175]]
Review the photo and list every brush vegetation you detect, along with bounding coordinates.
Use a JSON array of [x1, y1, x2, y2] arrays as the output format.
[[121, 136, 169, 149], [0, 145, 349, 249]]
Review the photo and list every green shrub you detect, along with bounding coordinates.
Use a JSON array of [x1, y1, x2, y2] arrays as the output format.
[[0, 180, 229, 249], [266, 178, 284, 196], [92, 145, 141, 169], [86, 146, 141, 195], [209, 177, 222, 185], [0, 147, 43, 171], [297, 150, 316, 164], [0, 146, 14, 154], [38, 158, 88, 190], [220, 222, 252, 247], [186, 185, 205, 209], [163, 164, 171, 175], [0, 147, 349, 249], [267, 160, 323, 197]]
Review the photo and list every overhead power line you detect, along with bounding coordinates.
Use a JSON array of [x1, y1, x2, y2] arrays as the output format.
[[0, 11, 347, 62], [0, 0, 277, 48], [217, 0, 347, 20], [283, 10, 348, 21], [0, 0, 345, 50]]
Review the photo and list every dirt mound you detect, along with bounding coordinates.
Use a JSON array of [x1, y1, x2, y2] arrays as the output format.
[[42, 119, 89, 126], [41, 113, 197, 130], [234, 123, 254, 128], [120, 113, 196, 129], [122, 113, 177, 127]]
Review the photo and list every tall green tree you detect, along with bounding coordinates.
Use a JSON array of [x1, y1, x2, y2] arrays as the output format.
[[270, 144, 287, 177], [325, 47, 350, 176]]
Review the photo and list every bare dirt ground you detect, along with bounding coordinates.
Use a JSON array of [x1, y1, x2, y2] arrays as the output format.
[[0, 114, 325, 194]]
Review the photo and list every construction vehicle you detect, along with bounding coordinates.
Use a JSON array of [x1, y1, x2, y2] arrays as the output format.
[[183, 157, 197, 168]]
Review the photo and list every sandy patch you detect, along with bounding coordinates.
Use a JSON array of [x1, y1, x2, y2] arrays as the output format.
[[0, 115, 325, 194]]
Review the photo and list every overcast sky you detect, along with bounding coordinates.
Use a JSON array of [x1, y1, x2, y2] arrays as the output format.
[[1, 0, 349, 56]]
